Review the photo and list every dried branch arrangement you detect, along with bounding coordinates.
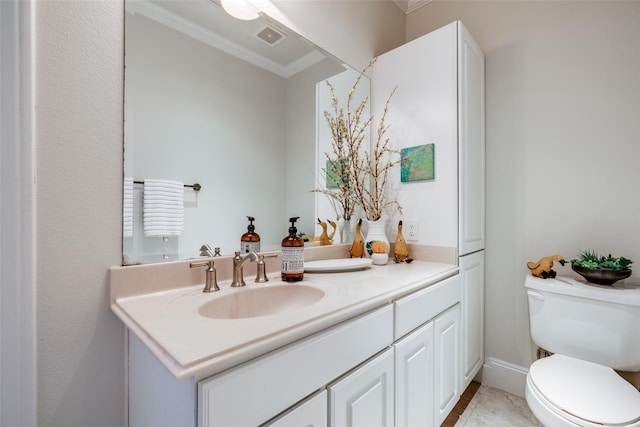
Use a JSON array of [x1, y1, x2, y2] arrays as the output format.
[[314, 59, 402, 222]]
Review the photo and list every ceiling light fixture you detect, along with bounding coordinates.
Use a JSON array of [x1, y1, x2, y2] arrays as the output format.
[[220, 0, 260, 20]]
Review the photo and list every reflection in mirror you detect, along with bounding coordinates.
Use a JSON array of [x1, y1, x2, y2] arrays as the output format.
[[123, 0, 369, 264]]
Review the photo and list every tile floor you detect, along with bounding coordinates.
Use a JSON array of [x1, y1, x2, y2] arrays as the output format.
[[444, 382, 543, 427]]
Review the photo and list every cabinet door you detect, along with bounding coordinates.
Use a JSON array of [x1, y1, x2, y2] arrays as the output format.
[[264, 390, 327, 427], [458, 22, 485, 256], [434, 304, 461, 426], [329, 348, 394, 427], [394, 322, 435, 427], [199, 306, 393, 427], [460, 251, 484, 390]]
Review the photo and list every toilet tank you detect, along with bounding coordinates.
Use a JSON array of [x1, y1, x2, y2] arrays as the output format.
[[525, 276, 640, 371]]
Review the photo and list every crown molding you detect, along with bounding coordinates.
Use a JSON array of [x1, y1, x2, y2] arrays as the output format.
[[126, 1, 322, 78], [393, 0, 433, 14]]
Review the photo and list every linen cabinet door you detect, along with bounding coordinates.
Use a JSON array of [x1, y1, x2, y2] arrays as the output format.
[[460, 250, 484, 390], [394, 321, 435, 427], [328, 348, 394, 427], [434, 304, 461, 426], [458, 21, 485, 256]]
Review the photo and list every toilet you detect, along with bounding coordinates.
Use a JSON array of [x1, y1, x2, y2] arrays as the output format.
[[525, 276, 640, 426]]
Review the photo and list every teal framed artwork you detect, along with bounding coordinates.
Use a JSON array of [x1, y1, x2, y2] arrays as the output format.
[[325, 159, 347, 189], [401, 143, 435, 182]]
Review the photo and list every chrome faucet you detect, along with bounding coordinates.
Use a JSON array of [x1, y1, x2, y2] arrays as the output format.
[[231, 251, 258, 287], [190, 260, 219, 293]]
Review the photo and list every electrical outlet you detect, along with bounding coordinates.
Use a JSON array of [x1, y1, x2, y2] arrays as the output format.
[[405, 220, 419, 241]]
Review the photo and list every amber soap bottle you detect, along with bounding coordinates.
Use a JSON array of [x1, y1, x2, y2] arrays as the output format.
[[241, 216, 260, 253], [281, 217, 304, 281]]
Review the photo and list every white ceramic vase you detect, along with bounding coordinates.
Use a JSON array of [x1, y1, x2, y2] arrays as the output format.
[[364, 215, 390, 256]]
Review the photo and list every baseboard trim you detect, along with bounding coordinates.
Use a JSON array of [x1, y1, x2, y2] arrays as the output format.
[[479, 357, 528, 398]]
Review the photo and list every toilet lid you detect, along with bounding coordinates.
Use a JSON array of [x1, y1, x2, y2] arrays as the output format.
[[529, 354, 640, 425]]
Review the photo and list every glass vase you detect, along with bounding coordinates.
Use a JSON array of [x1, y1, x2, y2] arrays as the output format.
[[339, 218, 353, 244]]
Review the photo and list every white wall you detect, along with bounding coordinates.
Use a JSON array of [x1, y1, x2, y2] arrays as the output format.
[[32, 1, 405, 426], [35, 1, 124, 426], [407, 1, 640, 377]]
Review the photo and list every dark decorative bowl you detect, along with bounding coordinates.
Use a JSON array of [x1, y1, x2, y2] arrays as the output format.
[[571, 263, 632, 286]]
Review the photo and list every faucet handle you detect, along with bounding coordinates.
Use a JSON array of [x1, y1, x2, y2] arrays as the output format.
[[255, 254, 278, 283], [190, 260, 219, 293]]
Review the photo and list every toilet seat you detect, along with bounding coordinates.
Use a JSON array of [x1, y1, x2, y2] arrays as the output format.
[[528, 354, 640, 426]]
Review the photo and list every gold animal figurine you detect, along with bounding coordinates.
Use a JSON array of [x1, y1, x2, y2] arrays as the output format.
[[302, 219, 337, 246], [527, 255, 566, 279], [394, 220, 412, 263], [326, 219, 337, 242], [314, 218, 336, 246], [349, 219, 365, 258]]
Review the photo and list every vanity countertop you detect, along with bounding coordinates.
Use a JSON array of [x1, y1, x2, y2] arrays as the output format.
[[111, 259, 458, 380]]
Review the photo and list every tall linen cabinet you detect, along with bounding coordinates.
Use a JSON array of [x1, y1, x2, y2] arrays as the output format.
[[373, 19, 485, 420]]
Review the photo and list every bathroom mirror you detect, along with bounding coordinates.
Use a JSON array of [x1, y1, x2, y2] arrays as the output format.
[[123, 0, 368, 264]]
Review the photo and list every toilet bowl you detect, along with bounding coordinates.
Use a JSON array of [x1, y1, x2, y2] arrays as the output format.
[[525, 276, 640, 426], [526, 354, 640, 426]]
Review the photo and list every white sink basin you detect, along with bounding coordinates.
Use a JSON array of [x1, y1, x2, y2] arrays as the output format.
[[197, 284, 326, 319]]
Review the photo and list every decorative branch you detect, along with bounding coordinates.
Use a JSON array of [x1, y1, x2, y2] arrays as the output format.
[[313, 58, 402, 222]]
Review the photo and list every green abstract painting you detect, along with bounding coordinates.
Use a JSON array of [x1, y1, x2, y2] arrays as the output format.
[[401, 143, 435, 182], [326, 159, 344, 189]]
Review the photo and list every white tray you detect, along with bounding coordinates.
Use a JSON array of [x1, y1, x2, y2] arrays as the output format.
[[304, 258, 372, 273]]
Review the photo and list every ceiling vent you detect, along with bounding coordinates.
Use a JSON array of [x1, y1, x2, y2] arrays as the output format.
[[255, 26, 286, 46]]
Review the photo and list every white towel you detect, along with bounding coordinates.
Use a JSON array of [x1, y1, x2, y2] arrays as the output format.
[[123, 177, 134, 237], [143, 179, 184, 237]]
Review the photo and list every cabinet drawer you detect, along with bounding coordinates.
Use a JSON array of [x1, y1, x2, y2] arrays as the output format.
[[394, 274, 461, 339], [263, 390, 327, 427], [199, 305, 393, 427]]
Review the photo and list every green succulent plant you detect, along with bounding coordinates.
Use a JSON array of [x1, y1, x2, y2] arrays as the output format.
[[572, 250, 632, 271]]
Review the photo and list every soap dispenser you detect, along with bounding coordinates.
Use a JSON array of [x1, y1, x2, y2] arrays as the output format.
[[281, 217, 304, 282], [241, 216, 261, 253]]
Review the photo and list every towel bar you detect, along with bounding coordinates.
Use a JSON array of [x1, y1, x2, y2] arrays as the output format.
[[133, 180, 201, 192]]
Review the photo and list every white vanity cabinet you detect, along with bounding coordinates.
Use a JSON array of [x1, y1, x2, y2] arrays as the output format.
[[393, 274, 462, 427], [198, 306, 394, 427], [125, 272, 464, 427]]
